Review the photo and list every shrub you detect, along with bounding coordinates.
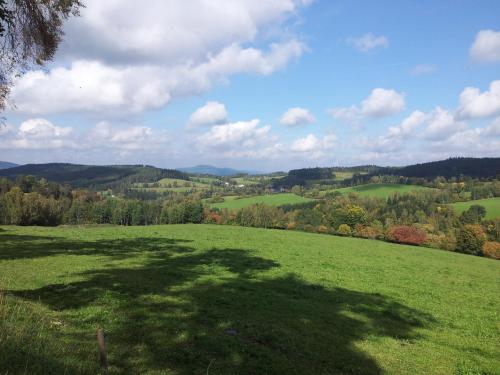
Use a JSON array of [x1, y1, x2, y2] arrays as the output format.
[[425, 232, 457, 251], [337, 224, 352, 236], [386, 225, 427, 246], [456, 225, 487, 256], [355, 225, 380, 239], [482, 241, 500, 260]]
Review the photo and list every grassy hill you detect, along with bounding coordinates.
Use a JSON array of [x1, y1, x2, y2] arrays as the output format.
[[0, 225, 498, 374], [451, 197, 500, 219], [325, 183, 433, 199], [210, 193, 314, 210], [0, 163, 187, 189]]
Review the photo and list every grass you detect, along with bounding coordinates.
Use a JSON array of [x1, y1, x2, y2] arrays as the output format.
[[210, 193, 314, 210], [0, 224, 499, 374], [450, 197, 500, 220], [324, 183, 433, 199]]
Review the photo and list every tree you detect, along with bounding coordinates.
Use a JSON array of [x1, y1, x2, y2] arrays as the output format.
[[459, 205, 486, 224], [0, 0, 82, 110], [456, 225, 487, 256]]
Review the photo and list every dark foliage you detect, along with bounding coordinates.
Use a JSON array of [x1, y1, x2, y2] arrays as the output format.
[[0, 163, 189, 189]]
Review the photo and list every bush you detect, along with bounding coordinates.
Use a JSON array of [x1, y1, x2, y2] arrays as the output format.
[[482, 241, 500, 260], [337, 224, 352, 236], [355, 225, 380, 239], [386, 225, 427, 246], [425, 232, 457, 251], [456, 225, 487, 256]]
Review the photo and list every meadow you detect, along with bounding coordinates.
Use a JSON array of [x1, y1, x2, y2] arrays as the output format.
[[451, 197, 500, 220], [324, 183, 433, 199], [1, 224, 499, 374], [209, 193, 314, 210]]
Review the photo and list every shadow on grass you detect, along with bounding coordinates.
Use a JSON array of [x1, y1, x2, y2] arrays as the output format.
[[3, 232, 435, 374]]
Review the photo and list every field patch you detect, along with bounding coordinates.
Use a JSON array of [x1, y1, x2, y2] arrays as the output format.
[[325, 183, 433, 199], [450, 197, 500, 219], [0, 224, 499, 374], [210, 193, 314, 210]]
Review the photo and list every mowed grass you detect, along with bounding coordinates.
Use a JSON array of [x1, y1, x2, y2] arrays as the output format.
[[210, 193, 314, 210], [450, 197, 500, 220], [327, 183, 433, 199], [0, 225, 499, 374]]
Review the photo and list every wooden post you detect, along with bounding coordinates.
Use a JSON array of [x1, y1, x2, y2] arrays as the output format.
[[96, 327, 108, 374]]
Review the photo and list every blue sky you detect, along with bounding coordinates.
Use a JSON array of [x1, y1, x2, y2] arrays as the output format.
[[1, 0, 499, 171]]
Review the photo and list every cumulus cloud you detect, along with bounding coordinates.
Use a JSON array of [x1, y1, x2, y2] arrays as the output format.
[[387, 110, 427, 138], [197, 119, 271, 150], [361, 88, 406, 117], [188, 101, 228, 127], [422, 107, 466, 140], [10, 1, 309, 116], [347, 33, 389, 52], [329, 88, 405, 123], [0, 119, 75, 150], [470, 29, 500, 63], [457, 80, 500, 119], [12, 40, 304, 116], [88, 122, 168, 151], [290, 133, 336, 158], [279, 107, 315, 126]]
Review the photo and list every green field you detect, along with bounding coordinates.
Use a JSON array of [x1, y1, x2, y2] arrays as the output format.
[[451, 197, 500, 220], [1, 225, 499, 374], [210, 193, 314, 210], [325, 183, 433, 199]]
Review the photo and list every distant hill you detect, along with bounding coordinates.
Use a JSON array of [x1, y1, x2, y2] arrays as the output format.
[[0, 161, 18, 170], [0, 163, 188, 189], [177, 165, 257, 176], [374, 157, 500, 179]]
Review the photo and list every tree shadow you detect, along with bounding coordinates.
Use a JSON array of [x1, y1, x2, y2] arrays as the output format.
[[5, 235, 435, 374], [0, 230, 193, 260]]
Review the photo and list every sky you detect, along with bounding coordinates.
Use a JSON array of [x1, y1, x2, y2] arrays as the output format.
[[1, 0, 499, 172]]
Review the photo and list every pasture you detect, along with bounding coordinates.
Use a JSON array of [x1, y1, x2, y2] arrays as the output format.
[[451, 197, 500, 219], [326, 183, 433, 199], [209, 193, 314, 210], [0, 224, 499, 374]]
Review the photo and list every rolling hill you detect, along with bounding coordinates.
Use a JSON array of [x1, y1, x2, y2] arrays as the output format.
[[0, 163, 188, 189], [0, 161, 18, 170], [0, 224, 498, 374]]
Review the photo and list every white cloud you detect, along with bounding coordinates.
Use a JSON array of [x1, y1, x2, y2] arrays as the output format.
[[188, 101, 228, 127], [0, 119, 75, 150], [12, 41, 304, 116], [347, 33, 389, 52], [387, 110, 427, 138], [470, 29, 500, 63], [361, 88, 405, 118], [290, 133, 336, 158], [483, 117, 500, 136], [410, 64, 437, 76], [457, 80, 500, 119], [329, 88, 405, 123], [87, 122, 168, 151], [10, 1, 309, 116], [280, 107, 315, 126], [423, 107, 466, 140], [197, 119, 271, 149]]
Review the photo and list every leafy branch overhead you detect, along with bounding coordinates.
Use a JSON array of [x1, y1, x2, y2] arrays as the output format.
[[0, 0, 82, 110]]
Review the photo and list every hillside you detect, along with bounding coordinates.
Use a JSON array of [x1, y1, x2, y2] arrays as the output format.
[[0, 163, 188, 189], [1, 224, 498, 374], [326, 183, 434, 199], [0, 161, 18, 169], [209, 193, 314, 210], [375, 157, 500, 179], [451, 197, 500, 220]]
